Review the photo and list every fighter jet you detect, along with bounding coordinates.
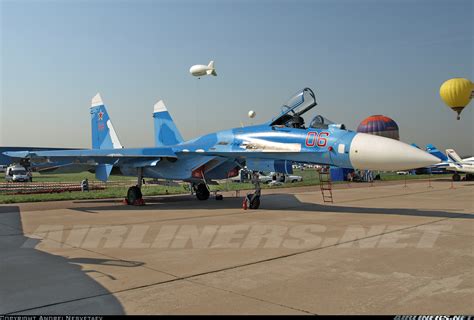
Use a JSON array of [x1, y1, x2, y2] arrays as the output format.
[[4, 88, 439, 208], [428, 144, 474, 181]]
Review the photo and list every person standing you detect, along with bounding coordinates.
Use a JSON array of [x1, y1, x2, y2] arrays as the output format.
[[81, 178, 89, 192]]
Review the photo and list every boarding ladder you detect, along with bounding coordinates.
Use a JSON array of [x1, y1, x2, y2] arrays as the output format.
[[318, 166, 333, 203]]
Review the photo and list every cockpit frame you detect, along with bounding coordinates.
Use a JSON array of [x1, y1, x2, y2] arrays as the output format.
[[270, 88, 317, 127]]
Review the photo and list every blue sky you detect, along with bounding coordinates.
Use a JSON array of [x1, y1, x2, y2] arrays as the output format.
[[1, 0, 473, 155]]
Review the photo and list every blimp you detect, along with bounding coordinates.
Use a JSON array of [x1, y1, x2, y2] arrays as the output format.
[[189, 61, 217, 77]]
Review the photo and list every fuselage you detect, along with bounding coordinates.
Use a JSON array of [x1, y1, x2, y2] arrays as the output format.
[[119, 123, 439, 182], [189, 65, 211, 77], [446, 159, 474, 173], [177, 124, 354, 167]]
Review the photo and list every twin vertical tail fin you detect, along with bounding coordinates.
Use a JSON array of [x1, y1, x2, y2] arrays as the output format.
[[446, 149, 463, 163], [90, 93, 123, 150], [426, 144, 448, 161], [153, 100, 184, 146], [207, 60, 217, 76], [90, 93, 123, 181]]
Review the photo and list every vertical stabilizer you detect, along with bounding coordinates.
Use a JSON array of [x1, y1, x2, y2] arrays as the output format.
[[90, 93, 123, 150], [426, 144, 448, 161], [153, 99, 184, 146], [446, 149, 462, 163], [206, 60, 217, 76], [90, 93, 122, 182]]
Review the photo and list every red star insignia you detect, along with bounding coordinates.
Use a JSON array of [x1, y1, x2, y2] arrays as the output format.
[[98, 111, 104, 120]]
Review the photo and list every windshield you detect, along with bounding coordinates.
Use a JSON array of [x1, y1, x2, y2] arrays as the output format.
[[12, 170, 27, 175], [309, 115, 335, 129], [271, 88, 317, 127]]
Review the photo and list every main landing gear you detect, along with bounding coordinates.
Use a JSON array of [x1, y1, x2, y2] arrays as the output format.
[[453, 173, 474, 181], [243, 171, 261, 210], [194, 182, 210, 200], [125, 168, 145, 206]]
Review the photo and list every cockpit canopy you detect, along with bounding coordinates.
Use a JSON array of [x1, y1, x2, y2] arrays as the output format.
[[270, 88, 317, 128], [270, 88, 345, 130]]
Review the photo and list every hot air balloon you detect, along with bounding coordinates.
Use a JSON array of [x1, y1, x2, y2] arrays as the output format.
[[440, 78, 473, 120], [357, 115, 400, 140]]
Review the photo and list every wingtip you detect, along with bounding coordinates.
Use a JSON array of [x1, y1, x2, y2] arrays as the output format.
[[153, 100, 167, 113], [91, 93, 104, 107]]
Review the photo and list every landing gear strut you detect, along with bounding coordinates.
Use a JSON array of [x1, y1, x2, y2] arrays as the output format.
[[125, 168, 145, 205], [243, 171, 261, 210], [194, 182, 210, 200]]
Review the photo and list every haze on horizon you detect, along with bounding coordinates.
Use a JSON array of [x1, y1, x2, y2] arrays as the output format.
[[1, 0, 473, 156]]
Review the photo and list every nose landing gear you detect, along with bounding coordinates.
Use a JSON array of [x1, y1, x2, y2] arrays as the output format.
[[243, 171, 261, 210]]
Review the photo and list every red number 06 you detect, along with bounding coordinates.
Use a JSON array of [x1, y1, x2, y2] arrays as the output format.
[[305, 131, 329, 147]]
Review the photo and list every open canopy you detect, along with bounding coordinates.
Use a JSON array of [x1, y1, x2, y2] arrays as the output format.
[[270, 88, 317, 127]]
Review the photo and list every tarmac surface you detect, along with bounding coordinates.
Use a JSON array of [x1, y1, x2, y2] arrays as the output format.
[[1, 179, 473, 314]]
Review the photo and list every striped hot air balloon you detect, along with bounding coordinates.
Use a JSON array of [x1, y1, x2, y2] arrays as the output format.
[[357, 115, 400, 140]]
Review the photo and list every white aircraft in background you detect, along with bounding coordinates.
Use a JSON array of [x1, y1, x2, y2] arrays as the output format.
[[442, 149, 474, 181], [189, 60, 217, 78]]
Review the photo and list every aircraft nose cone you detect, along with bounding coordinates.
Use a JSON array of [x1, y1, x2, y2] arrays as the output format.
[[349, 133, 440, 171]]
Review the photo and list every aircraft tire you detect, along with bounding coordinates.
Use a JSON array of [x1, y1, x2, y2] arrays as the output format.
[[196, 183, 210, 201], [452, 173, 461, 182], [466, 174, 474, 181], [249, 196, 260, 209], [127, 186, 143, 205]]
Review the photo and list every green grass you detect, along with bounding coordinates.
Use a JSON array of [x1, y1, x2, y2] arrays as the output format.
[[0, 184, 188, 204], [0, 170, 452, 204], [377, 172, 452, 181], [31, 171, 134, 183]]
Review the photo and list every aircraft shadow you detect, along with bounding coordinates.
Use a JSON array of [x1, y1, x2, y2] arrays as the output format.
[[0, 206, 132, 314], [69, 193, 473, 220]]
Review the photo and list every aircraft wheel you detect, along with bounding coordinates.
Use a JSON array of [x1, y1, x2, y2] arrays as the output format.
[[195, 183, 210, 200], [249, 195, 260, 209], [452, 173, 461, 182], [127, 186, 143, 205], [466, 174, 474, 181]]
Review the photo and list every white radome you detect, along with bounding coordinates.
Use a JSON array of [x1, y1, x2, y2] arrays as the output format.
[[248, 110, 256, 118], [349, 133, 440, 171]]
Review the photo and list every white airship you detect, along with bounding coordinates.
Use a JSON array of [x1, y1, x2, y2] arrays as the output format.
[[189, 61, 217, 77]]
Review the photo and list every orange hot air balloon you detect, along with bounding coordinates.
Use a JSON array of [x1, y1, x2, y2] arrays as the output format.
[[440, 78, 473, 120]]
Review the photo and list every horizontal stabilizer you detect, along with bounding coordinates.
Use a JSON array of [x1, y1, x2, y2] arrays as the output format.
[[3, 151, 31, 159], [206, 69, 217, 76]]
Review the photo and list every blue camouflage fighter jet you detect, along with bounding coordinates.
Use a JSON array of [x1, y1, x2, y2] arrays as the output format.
[[5, 88, 439, 208]]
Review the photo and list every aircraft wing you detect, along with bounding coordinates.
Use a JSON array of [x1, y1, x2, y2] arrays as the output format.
[[3, 147, 177, 165]]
